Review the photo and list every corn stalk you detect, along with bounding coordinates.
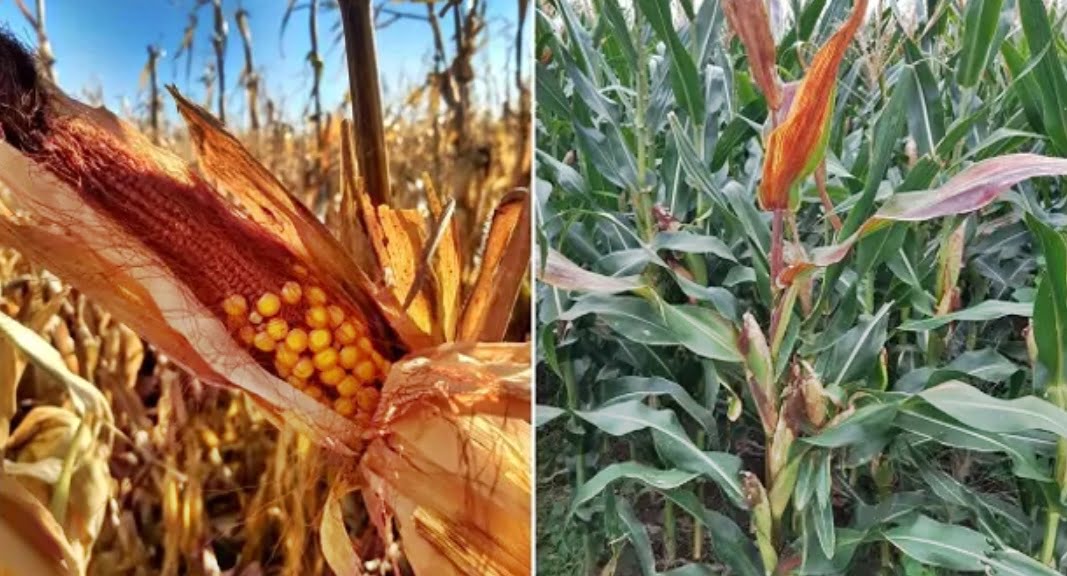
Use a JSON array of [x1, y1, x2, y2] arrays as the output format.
[[145, 45, 162, 145], [210, 0, 227, 124], [235, 7, 260, 132], [14, 0, 54, 81], [338, 0, 391, 205]]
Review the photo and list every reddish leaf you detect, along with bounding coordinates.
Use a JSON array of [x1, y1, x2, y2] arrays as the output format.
[[759, 0, 867, 211], [780, 154, 1067, 286], [724, 0, 782, 110], [538, 249, 643, 293]]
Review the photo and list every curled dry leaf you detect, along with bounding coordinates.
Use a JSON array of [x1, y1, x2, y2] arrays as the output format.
[[0, 472, 80, 576], [779, 154, 1067, 286], [759, 0, 867, 212], [723, 0, 782, 110], [537, 248, 643, 294], [6, 406, 112, 573]]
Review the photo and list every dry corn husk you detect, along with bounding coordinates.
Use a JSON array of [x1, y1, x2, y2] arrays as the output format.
[[360, 343, 530, 576]]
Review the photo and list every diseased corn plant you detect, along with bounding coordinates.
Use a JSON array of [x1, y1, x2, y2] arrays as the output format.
[[536, 0, 1067, 573], [0, 1, 532, 574]]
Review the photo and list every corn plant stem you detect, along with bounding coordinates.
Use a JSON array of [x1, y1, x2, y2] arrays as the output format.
[[1042, 382, 1067, 565], [211, 0, 226, 124], [338, 0, 392, 206], [770, 210, 785, 287], [561, 352, 593, 573]]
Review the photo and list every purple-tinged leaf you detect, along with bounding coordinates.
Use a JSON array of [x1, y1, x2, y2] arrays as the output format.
[[538, 248, 643, 293]]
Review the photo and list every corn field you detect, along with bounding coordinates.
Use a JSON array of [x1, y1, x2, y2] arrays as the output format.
[[536, 0, 1067, 573]]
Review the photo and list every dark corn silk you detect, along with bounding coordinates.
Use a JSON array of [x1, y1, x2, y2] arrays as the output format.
[[0, 31, 386, 423]]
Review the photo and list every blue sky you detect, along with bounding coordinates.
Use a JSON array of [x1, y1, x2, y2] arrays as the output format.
[[0, 0, 527, 126]]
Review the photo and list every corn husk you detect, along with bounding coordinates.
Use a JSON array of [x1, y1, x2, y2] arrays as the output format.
[[358, 343, 530, 576]]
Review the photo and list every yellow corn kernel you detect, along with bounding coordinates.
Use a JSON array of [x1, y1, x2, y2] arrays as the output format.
[[337, 376, 360, 397], [256, 293, 282, 317], [357, 336, 375, 353], [253, 331, 276, 352], [281, 281, 302, 304], [265, 317, 289, 341], [339, 345, 360, 369], [305, 385, 324, 400], [287, 376, 307, 390], [308, 328, 332, 352], [313, 348, 339, 371], [275, 346, 299, 368], [354, 360, 376, 381], [306, 286, 327, 306], [292, 357, 314, 380], [285, 328, 308, 353], [222, 295, 248, 317], [306, 306, 329, 329], [320, 366, 346, 386], [356, 387, 380, 411], [238, 325, 256, 345], [274, 360, 292, 378], [334, 397, 357, 417], [335, 322, 359, 345], [327, 305, 345, 328], [248, 312, 263, 325]]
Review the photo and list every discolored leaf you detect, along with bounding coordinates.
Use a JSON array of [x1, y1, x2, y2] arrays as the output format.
[[758, 0, 867, 211]]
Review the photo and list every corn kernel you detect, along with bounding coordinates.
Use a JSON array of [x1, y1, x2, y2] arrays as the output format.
[[335, 322, 359, 345], [357, 337, 374, 353], [334, 397, 357, 417], [238, 326, 256, 345], [222, 295, 248, 317], [275, 346, 299, 368], [248, 312, 263, 325], [265, 317, 288, 340], [356, 387, 380, 411], [274, 360, 292, 378], [308, 329, 332, 352], [327, 305, 345, 328], [256, 293, 282, 317], [339, 345, 360, 369], [313, 348, 339, 371], [306, 286, 327, 306], [287, 376, 307, 390], [281, 281, 302, 304], [337, 376, 360, 397], [293, 357, 314, 380], [306, 306, 329, 329], [293, 264, 309, 278], [354, 360, 376, 381], [253, 331, 276, 352], [305, 385, 324, 400], [320, 366, 346, 386], [285, 329, 308, 353]]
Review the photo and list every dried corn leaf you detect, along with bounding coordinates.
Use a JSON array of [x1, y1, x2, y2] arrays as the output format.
[[424, 176, 462, 342], [0, 473, 79, 576], [457, 192, 531, 342]]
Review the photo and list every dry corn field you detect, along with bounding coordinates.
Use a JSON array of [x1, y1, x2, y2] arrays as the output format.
[[0, 1, 532, 575]]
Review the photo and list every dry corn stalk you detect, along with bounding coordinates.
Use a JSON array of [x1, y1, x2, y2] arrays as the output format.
[[0, 32, 531, 575]]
